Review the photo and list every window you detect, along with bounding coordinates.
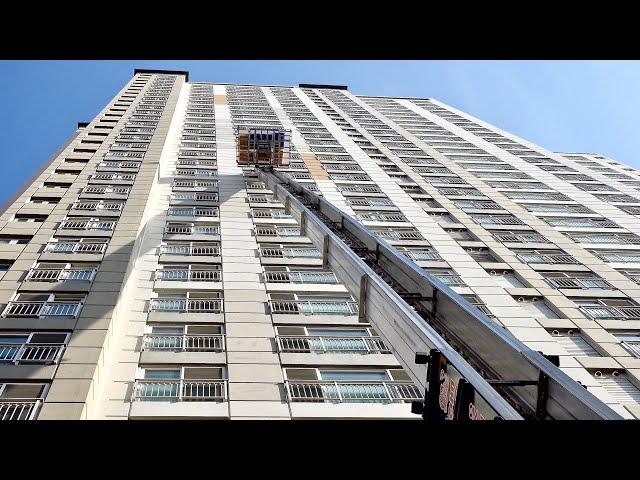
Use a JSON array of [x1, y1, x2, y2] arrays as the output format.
[[550, 330, 599, 356], [616, 333, 640, 358]]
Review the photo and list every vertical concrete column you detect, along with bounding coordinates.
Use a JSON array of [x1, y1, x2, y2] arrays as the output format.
[[213, 85, 290, 419]]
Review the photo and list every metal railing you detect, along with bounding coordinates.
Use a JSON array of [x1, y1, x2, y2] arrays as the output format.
[[25, 268, 96, 282], [251, 210, 293, 219], [517, 252, 581, 265], [579, 305, 640, 320], [171, 192, 218, 202], [160, 244, 220, 256], [545, 277, 615, 290], [569, 234, 640, 245], [155, 269, 222, 282], [164, 224, 219, 235], [492, 232, 549, 243], [286, 381, 421, 403], [372, 229, 425, 241], [259, 247, 322, 258], [0, 400, 42, 420], [255, 227, 301, 237], [0, 344, 65, 364], [142, 334, 225, 352], [546, 218, 619, 228], [277, 335, 390, 354], [44, 242, 107, 254], [167, 207, 219, 217], [58, 219, 116, 231], [399, 250, 443, 261], [82, 185, 130, 196], [263, 271, 338, 284], [358, 213, 408, 222], [150, 298, 223, 313], [269, 300, 359, 315], [71, 202, 123, 212], [472, 215, 526, 226], [2, 301, 83, 318], [133, 380, 227, 402], [248, 195, 280, 204]]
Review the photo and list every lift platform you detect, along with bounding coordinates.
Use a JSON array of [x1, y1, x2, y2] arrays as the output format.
[[255, 166, 622, 421], [236, 127, 291, 167]]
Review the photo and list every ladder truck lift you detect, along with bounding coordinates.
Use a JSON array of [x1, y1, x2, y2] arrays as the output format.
[[237, 128, 622, 421]]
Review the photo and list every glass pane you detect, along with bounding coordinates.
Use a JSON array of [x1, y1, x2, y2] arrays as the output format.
[[320, 370, 389, 381], [143, 369, 181, 380]]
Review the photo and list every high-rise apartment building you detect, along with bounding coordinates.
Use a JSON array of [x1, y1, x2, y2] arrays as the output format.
[[1, 69, 639, 420]]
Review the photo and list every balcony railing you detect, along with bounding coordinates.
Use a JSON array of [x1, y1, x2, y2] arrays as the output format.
[[569, 234, 640, 245], [432, 274, 466, 286], [493, 232, 549, 243], [251, 210, 293, 219], [150, 297, 223, 313], [142, 334, 225, 352], [255, 227, 301, 237], [516, 253, 581, 265], [71, 202, 123, 212], [164, 224, 219, 235], [174, 169, 218, 178], [545, 277, 615, 290], [259, 247, 322, 258], [269, 300, 359, 315], [167, 207, 219, 218], [133, 380, 227, 402], [82, 186, 130, 196], [155, 269, 222, 282], [277, 335, 390, 354], [171, 192, 218, 202], [90, 173, 136, 182], [399, 250, 443, 261], [2, 301, 83, 318], [160, 244, 220, 256], [58, 219, 116, 232], [285, 381, 421, 403], [44, 242, 107, 255], [25, 268, 96, 282], [0, 400, 42, 420], [472, 215, 526, 226], [373, 230, 425, 241], [263, 271, 338, 284], [358, 213, 408, 222], [248, 195, 280, 204], [579, 305, 640, 320], [0, 344, 65, 364]]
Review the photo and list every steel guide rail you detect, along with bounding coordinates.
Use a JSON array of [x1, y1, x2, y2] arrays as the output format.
[[257, 167, 622, 420]]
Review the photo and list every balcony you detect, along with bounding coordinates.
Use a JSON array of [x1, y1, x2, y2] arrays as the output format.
[[259, 246, 321, 259], [516, 252, 581, 265], [133, 380, 227, 402], [160, 243, 220, 257], [58, 218, 116, 233], [269, 299, 358, 315], [43, 241, 107, 255], [579, 305, 640, 320], [251, 209, 293, 220], [70, 201, 123, 216], [172, 180, 218, 191], [81, 185, 130, 197], [255, 226, 301, 238], [285, 381, 421, 403], [1, 300, 83, 318], [164, 223, 219, 236], [174, 169, 218, 179], [89, 173, 136, 183], [24, 267, 96, 283], [171, 192, 218, 203], [0, 343, 65, 364], [472, 215, 526, 226], [167, 207, 219, 218], [150, 297, 223, 313], [264, 271, 338, 284], [247, 195, 281, 205], [544, 277, 615, 290], [398, 248, 443, 262], [372, 229, 425, 241], [492, 231, 549, 244], [357, 212, 408, 223], [143, 334, 225, 352], [0, 399, 42, 420], [155, 268, 222, 282], [277, 335, 390, 354]]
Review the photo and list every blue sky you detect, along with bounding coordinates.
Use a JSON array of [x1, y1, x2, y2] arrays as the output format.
[[0, 60, 638, 206]]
